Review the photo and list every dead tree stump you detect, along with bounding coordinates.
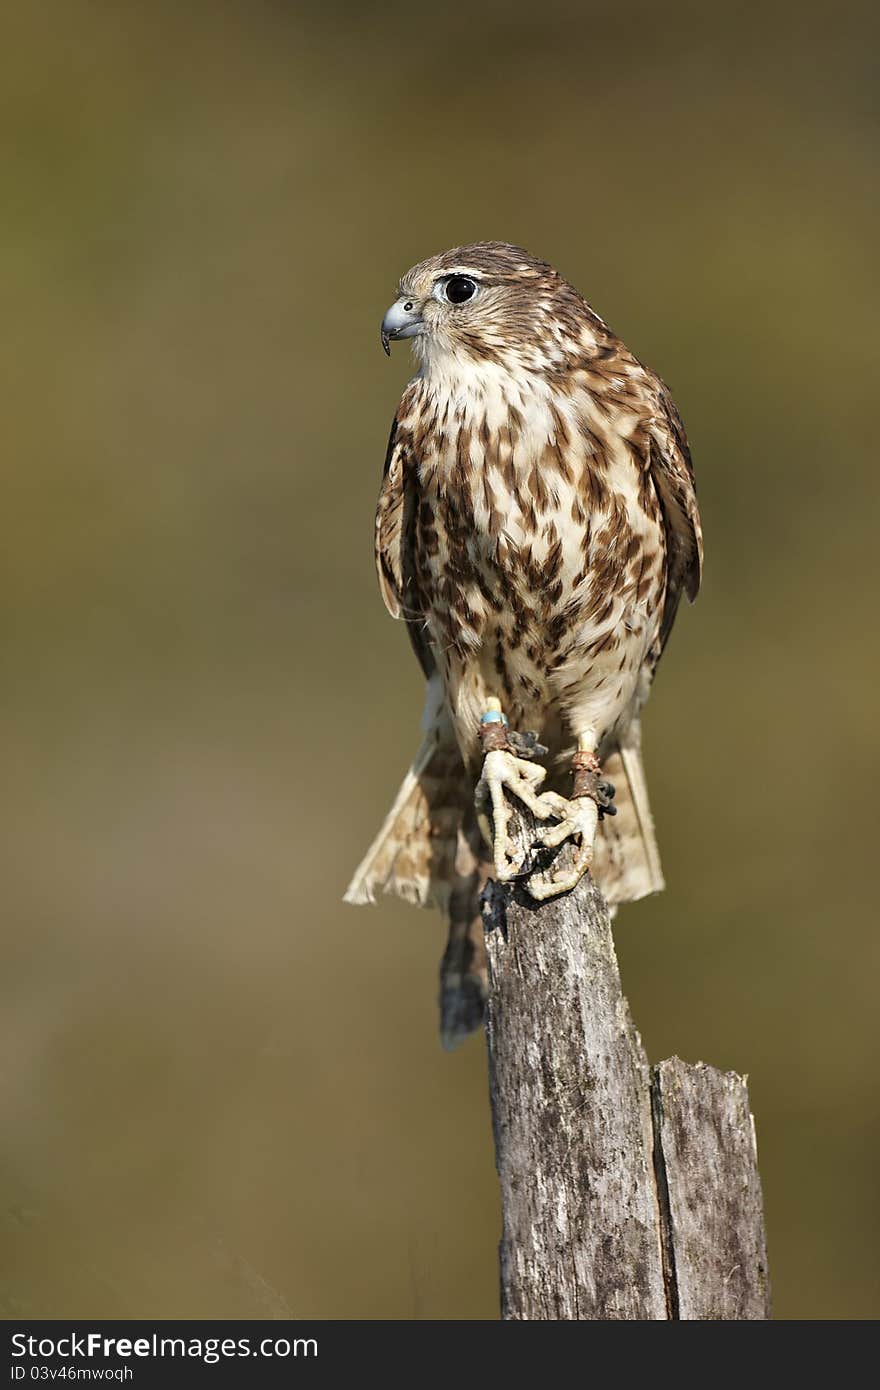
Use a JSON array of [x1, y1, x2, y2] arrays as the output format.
[[483, 874, 770, 1320]]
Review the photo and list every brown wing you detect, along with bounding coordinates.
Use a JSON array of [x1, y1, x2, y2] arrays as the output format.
[[650, 379, 703, 652], [374, 414, 434, 678]]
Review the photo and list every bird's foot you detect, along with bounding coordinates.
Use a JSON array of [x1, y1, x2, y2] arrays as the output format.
[[474, 702, 555, 882], [525, 793, 600, 900], [475, 710, 616, 899], [475, 746, 552, 882], [523, 751, 615, 901]]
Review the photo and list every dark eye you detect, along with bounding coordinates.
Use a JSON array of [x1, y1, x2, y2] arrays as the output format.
[[444, 275, 477, 305]]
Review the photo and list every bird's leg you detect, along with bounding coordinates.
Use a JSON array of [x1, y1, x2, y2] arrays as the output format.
[[474, 698, 555, 883], [525, 732, 617, 902]]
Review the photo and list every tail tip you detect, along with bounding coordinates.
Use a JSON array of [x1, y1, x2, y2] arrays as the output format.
[[439, 971, 487, 1051]]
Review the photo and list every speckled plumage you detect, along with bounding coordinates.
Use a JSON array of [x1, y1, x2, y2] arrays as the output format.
[[346, 243, 702, 1044]]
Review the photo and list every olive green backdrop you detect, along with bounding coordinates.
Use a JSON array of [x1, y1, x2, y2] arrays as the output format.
[[2, 0, 878, 1319]]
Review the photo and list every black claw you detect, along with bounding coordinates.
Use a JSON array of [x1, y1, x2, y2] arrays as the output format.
[[595, 778, 617, 818], [508, 729, 549, 759]]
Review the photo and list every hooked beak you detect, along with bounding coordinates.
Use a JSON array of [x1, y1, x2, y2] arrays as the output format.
[[380, 297, 423, 355]]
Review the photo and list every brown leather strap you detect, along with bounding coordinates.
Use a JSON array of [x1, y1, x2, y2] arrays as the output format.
[[571, 749, 601, 800], [479, 720, 512, 753]]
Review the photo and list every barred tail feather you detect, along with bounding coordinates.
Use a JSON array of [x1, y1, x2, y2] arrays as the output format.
[[344, 705, 467, 912], [593, 718, 665, 904]]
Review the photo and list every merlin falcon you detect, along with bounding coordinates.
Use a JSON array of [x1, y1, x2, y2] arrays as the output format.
[[345, 243, 702, 1047]]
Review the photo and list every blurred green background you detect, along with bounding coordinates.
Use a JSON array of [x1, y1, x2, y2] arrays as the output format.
[[2, 0, 878, 1320]]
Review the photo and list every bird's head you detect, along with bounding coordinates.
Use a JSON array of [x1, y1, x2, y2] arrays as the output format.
[[380, 242, 596, 374]]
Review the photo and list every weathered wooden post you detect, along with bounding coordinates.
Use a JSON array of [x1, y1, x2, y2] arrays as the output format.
[[483, 872, 770, 1320]]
